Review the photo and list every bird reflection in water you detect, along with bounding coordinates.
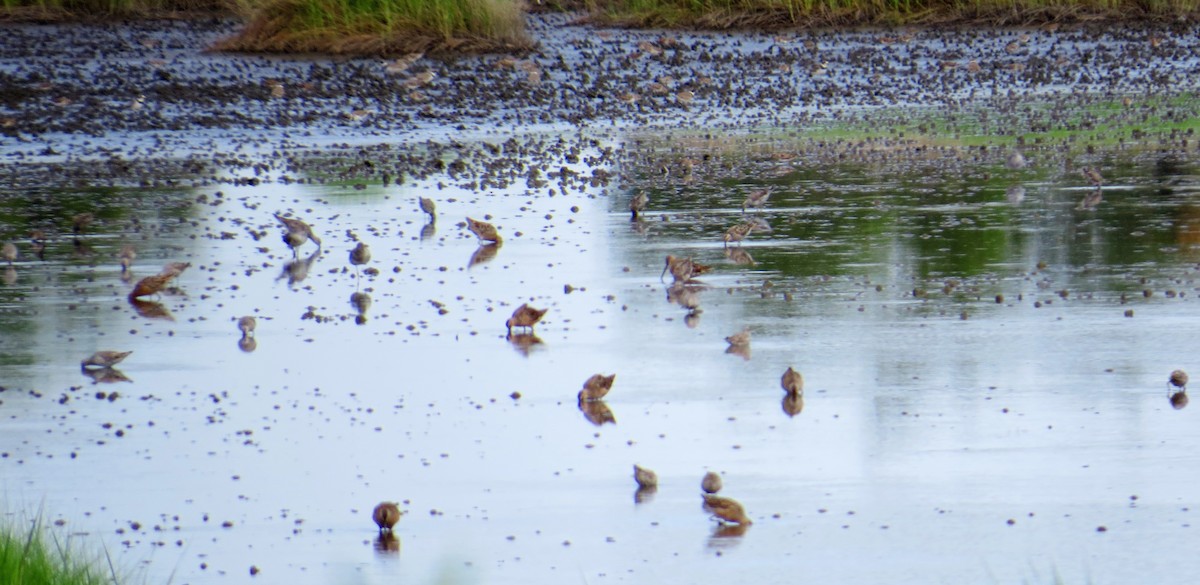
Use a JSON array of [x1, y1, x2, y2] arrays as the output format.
[[419, 221, 437, 241], [278, 249, 320, 286], [782, 393, 804, 417], [468, 243, 501, 268], [724, 246, 755, 266], [129, 299, 174, 321], [351, 291, 371, 325], [634, 485, 657, 504], [506, 332, 544, 356], [373, 532, 400, 555], [706, 523, 749, 550], [1170, 391, 1188, 410], [578, 399, 615, 426], [2, 266, 15, 286], [81, 366, 131, 384], [1005, 184, 1026, 205]]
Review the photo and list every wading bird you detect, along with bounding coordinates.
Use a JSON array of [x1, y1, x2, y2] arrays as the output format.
[[81, 350, 132, 369], [466, 217, 501, 244], [781, 366, 803, 396], [373, 502, 402, 534], [505, 303, 547, 335]]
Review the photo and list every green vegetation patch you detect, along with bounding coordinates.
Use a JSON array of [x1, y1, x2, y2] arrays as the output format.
[[0, 0, 222, 21], [583, 0, 1199, 28], [213, 0, 533, 55], [0, 516, 117, 585]]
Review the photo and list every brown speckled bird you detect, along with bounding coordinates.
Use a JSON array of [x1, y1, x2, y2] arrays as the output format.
[[701, 471, 722, 494], [2, 242, 16, 266], [723, 222, 754, 247], [725, 328, 750, 347], [742, 188, 771, 213], [1170, 369, 1188, 391], [373, 502, 402, 534], [661, 255, 712, 283], [703, 494, 751, 525], [81, 350, 132, 369], [466, 217, 501, 244], [419, 197, 436, 221], [275, 213, 322, 256], [629, 191, 648, 220], [633, 464, 658, 488], [579, 373, 616, 402], [238, 316, 256, 337], [781, 366, 803, 396], [505, 303, 547, 334], [128, 272, 176, 300]]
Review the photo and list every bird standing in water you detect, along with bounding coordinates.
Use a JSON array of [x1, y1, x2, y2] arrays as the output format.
[[702, 494, 751, 525], [466, 217, 501, 244], [81, 350, 132, 369], [781, 367, 803, 396], [373, 502, 402, 534], [275, 213, 322, 257], [1169, 369, 1188, 392], [701, 471, 722, 494], [629, 191, 648, 220], [633, 464, 658, 488], [578, 373, 616, 402], [349, 242, 371, 277], [505, 303, 547, 334]]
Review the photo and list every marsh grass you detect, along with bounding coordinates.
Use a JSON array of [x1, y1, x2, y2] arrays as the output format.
[[213, 0, 532, 54], [0, 0, 222, 20], [584, 0, 1200, 28], [0, 515, 118, 585]]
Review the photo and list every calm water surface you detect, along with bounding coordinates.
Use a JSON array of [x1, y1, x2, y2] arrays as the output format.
[[1, 132, 1198, 585]]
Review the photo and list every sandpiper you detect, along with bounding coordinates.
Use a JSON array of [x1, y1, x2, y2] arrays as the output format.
[[275, 213, 322, 257], [579, 373, 616, 402], [505, 303, 547, 334], [781, 367, 803, 396], [633, 464, 658, 489], [702, 494, 751, 525], [373, 502, 402, 534], [701, 471, 722, 494], [466, 217, 501, 244], [81, 350, 132, 369]]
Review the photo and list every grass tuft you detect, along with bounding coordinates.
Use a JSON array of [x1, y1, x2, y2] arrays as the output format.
[[213, 0, 533, 55], [0, 514, 117, 585]]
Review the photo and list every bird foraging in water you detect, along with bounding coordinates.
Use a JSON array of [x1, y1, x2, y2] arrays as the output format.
[[128, 272, 176, 300], [781, 367, 803, 396], [161, 262, 191, 278], [118, 244, 136, 272], [725, 328, 750, 347], [81, 350, 132, 369], [1080, 166, 1104, 187], [373, 502, 402, 534], [723, 222, 754, 247], [505, 303, 547, 334], [275, 213, 322, 257], [238, 316, 256, 337], [661, 255, 711, 283], [466, 217, 501, 244], [629, 191, 648, 220], [1169, 369, 1188, 391], [633, 464, 658, 488], [701, 471, 722, 494], [71, 212, 94, 234], [419, 197, 436, 221], [578, 373, 616, 402], [702, 494, 751, 525], [742, 188, 771, 213], [1006, 150, 1027, 170]]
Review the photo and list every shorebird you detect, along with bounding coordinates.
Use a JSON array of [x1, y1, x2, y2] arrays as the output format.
[[701, 471, 722, 494], [505, 303, 547, 334], [742, 188, 771, 213], [1169, 369, 1188, 392], [349, 242, 371, 275], [725, 328, 750, 348], [71, 212, 93, 234], [162, 261, 191, 278], [661, 255, 711, 283], [633, 465, 658, 489], [275, 213, 322, 257], [2, 242, 15, 266], [466, 217, 501, 244], [1006, 151, 1027, 170], [675, 89, 694, 107], [629, 191, 648, 220], [781, 367, 803, 396], [419, 197, 436, 221], [238, 316, 256, 337], [1080, 166, 1104, 187], [118, 244, 136, 272], [81, 350, 132, 369], [578, 373, 616, 402], [373, 502, 402, 534], [723, 222, 754, 247], [129, 272, 175, 300], [702, 494, 751, 525]]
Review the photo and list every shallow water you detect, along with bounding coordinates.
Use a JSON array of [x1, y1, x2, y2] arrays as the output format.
[[1, 128, 1199, 585]]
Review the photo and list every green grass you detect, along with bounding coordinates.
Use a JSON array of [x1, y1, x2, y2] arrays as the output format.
[[0, 515, 119, 585], [584, 0, 1199, 28], [213, 0, 532, 54], [0, 0, 221, 19]]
